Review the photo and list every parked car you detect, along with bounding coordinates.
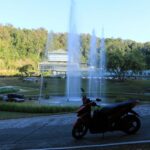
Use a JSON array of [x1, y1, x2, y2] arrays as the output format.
[[4, 94, 25, 102]]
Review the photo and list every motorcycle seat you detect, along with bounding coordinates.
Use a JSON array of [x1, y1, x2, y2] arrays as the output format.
[[100, 105, 116, 114], [99, 99, 136, 114]]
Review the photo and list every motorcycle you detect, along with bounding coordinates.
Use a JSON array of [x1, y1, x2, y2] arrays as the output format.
[[72, 88, 141, 139]]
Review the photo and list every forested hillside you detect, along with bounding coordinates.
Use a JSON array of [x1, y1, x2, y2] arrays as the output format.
[[0, 24, 149, 76]]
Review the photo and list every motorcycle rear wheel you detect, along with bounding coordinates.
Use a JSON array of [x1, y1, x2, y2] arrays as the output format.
[[122, 115, 141, 135], [72, 122, 88, 139]]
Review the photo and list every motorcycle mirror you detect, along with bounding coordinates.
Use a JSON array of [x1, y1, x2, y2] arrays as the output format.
[[96, 98, 101, 102]]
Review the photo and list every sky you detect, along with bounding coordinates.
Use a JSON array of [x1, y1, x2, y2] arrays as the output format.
[[0, 0, 150, 43]]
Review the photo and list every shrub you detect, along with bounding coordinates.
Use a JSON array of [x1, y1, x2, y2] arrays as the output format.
[[0, 87, 19, 94], [0, 102, 78, 114]]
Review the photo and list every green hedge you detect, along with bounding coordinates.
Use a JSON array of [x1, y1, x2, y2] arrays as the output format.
[[0, 102, 78, 114], [0, 87, 19, 94]]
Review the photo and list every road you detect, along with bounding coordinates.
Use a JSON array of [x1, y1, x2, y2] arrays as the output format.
[[0, 112, 150, 150]]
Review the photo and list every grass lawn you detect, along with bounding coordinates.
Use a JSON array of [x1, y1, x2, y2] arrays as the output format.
[[0, 101, 77, 119], [0, 77, 149, 101], [0, 111, 47, 120], [105, 79, 150, 102], [0, 77, 149, 119]]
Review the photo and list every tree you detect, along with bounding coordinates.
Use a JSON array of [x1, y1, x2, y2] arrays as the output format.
[[80, 34, 91, 63], [18, 64, 34, 76], [0, 24, 148, 76], [107, 39, 145, 81], [107, 49, 126, 80], [141, 42, 150, 69], [125, 50, 145, 74]]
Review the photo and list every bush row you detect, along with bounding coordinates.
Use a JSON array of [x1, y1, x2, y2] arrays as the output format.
[[0, 102, 78, 114]]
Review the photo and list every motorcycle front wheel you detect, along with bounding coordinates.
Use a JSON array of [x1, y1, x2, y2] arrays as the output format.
[[122, 115, 141, 135], [72, 121, 88, 139]]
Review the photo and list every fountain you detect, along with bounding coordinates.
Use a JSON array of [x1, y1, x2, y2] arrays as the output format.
[[39, 0, 106, 105], [39, 31, 53, 101], [66, 0, 106, 101], [99, 29, 106, 99], [88, 30, 99, 98], [87, 29, 106, 100], [66, 0, 81, 101]]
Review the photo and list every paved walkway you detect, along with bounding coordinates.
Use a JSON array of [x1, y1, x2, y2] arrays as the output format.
[[0, 104, 150, 130], [134, 104, 150, 116], [0, 114, 75, 129], [0, 104, 150, 150]]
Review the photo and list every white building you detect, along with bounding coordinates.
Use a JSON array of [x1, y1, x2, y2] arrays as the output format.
[[39, 49, 68, 75], [39, 49, 88, 76], [47, 51, 68, 62]]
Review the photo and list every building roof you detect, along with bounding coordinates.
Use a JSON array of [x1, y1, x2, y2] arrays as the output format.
[[48, 49, 67, 54]]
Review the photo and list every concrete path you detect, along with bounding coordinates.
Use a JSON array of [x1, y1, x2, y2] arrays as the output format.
[[0, 113, 75, 130], [0, 104, 149, 129], [0, 104, 150, 150]]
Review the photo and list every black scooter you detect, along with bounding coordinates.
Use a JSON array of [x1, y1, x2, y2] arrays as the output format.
[[72, 88, 141, 139]]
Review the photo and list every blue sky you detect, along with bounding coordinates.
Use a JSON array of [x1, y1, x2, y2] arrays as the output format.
[[0, 0, 150, 42]]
